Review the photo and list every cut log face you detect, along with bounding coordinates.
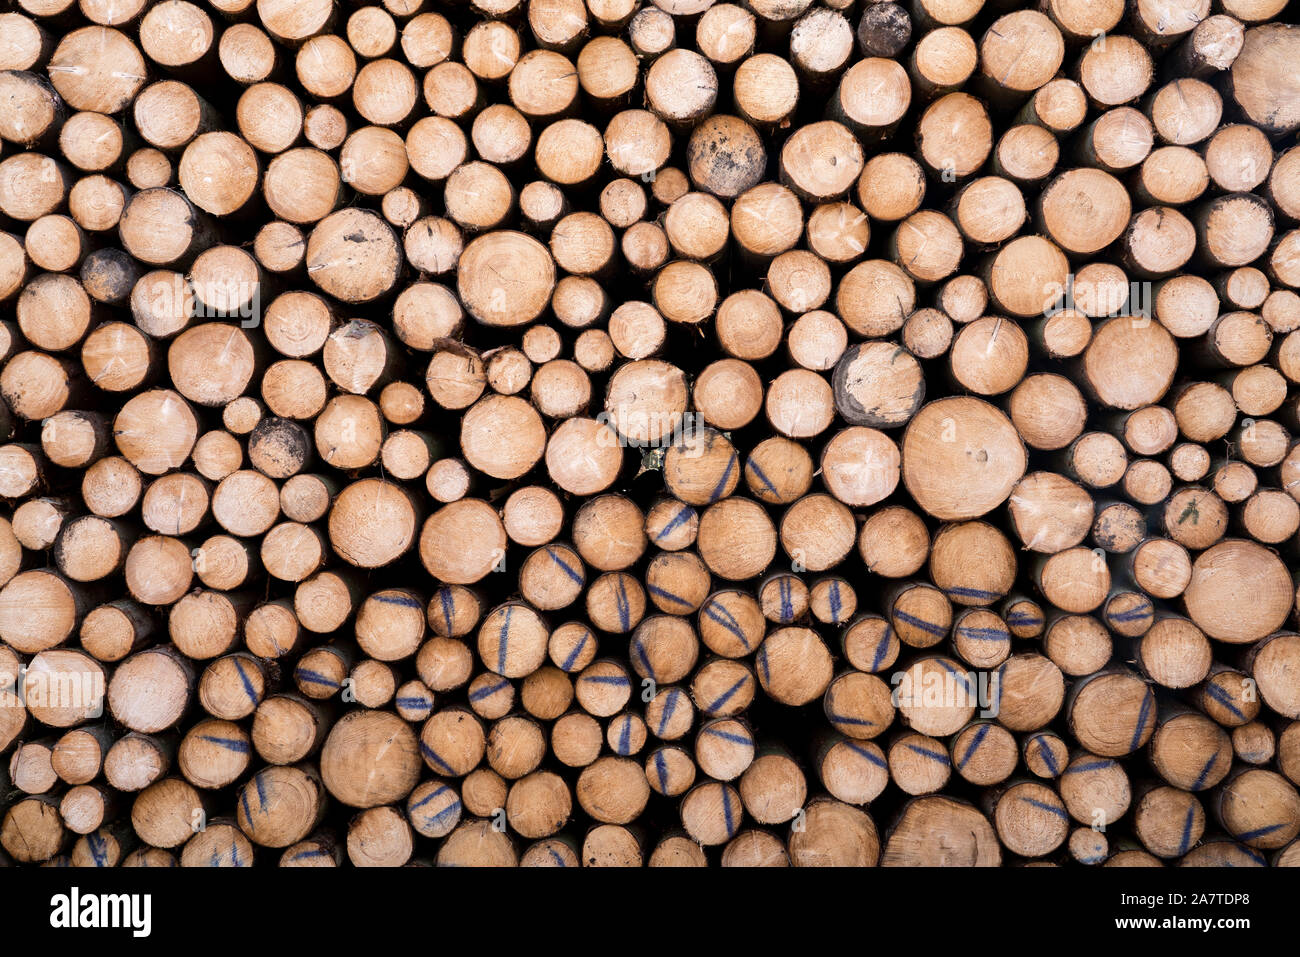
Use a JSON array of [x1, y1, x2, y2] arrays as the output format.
[[901, 397, 1027, 520], [2, 0, 1300, 874]]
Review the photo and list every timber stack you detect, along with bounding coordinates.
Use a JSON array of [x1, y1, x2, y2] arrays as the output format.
[[0, 0, 1299, 868]]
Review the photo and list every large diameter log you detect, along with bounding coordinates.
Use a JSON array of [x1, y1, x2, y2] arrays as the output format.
[[305, 209, 401, 304], [320, 710, 420, 808], [1228, 25, 1300, 136], [1183, 539, 1292, 643], [456, 231, 557, 327], [900, 397, 1027, 520], [48, 27, 146, 115], [882, 795, 1000, 865], [328, 479, 419, 568], [119, 189, 217, 268]]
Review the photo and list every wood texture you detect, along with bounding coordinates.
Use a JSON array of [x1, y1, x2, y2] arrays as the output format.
[[1, 0, 1299, 872]]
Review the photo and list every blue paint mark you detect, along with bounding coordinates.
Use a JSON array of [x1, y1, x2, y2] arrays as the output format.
[[1005, 612, 1042, 627], [1021, 796, 1067, 820], [1234, 822, 1286, 842], [778, 577, 793, 622], [657, 689, 680, 735], [755, 649, 770, 686], [1191, 752, 1217, 791], [617, 717, 632, 754], [958, 625, 1009, 641], [469, 679, 510, 702], [843, 740, 887, 769], [708, 452, 737, 503], [230, 843, 241, 867], [547, 548, 584, 585], [1108, 603, 1153, 623], [944, 586, 999, 600], [560, 630, 590, 671], [289, 847, 329, 862], [199, 735, 250, 754], [239, 788, 253, 825], [647, 583, 691, 608], [396, 696, 432, 709], [1129, 690, 1152, 752], [744, 456, 779, 496], [295, 667, 338, 688], [655, 506, 696, 541], [631, 638, 655, 682], [87, 833, 106, 867], [233, 657, 258, 704], [703, 600, 750, 651], [1239, 846, 1268, 866], [1179, 806, 1196, 855], [210, 847, 219, 868], [935, 658, 970, 693], [423, 802, 462, 829], [254, 772, 268, 813], [957, 724, 990, 769], [548, 846, 567, 866], [438, 588, 453, 634], [409, 784, 450, 811], [828, 581, 842, 622], [373, 592, 421, 608], [870, 626, 893, 671], [420, 741, 455, 774], [1065, 759, 1116, 775], [1205, 682, 1245, 719], [721, 788, 735, 837], [497, 605, 513, 673], [907, 743, 949, 765], [654, 751, 668, 792], [707, 674, 749, 712], [615, 577, 631, 631], [827, 710, 876, 728], [703, 727, 752, 746], [893, 610, 947, 638], [1032, 736, 1060, 776], [583, 674, 631, 686]]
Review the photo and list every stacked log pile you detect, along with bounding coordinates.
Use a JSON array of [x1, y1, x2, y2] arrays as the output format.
[[0, 0, 1299, 867]]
